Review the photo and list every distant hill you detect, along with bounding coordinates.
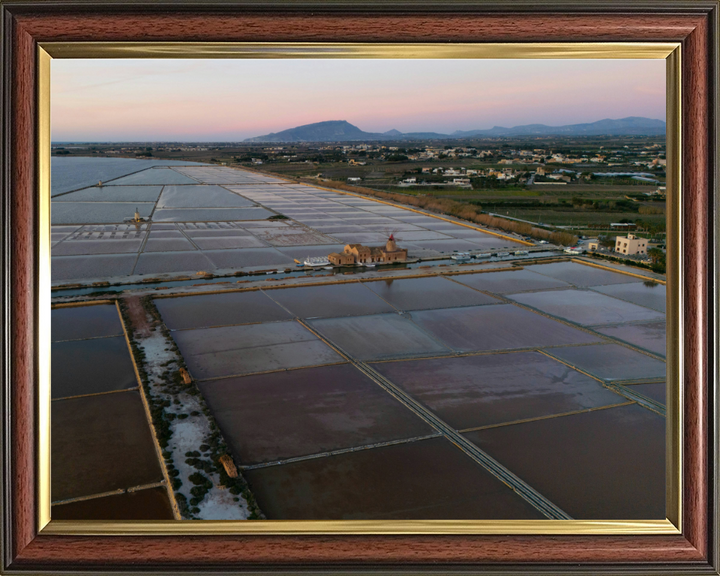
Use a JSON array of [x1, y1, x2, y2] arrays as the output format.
[[244, 117, 665, 143], [451, 117, 667, 137], [243, 120, 387, 143]]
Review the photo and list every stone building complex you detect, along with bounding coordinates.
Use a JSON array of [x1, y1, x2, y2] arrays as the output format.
[[328, 235, 408, 266]]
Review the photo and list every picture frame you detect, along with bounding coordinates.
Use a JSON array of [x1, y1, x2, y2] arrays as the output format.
[[1, 0, 718, 573]]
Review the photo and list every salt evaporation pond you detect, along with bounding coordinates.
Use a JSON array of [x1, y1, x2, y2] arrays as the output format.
[[51, 156, 208, 196]]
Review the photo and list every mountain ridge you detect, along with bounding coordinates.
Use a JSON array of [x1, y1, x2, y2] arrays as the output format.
[[243, 117, 666, 143]]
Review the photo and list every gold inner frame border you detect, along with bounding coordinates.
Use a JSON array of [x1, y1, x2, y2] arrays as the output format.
[[37, 41, 682, 536]]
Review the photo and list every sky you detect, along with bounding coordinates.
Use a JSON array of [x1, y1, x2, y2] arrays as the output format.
[[51, 59, 666, 142]]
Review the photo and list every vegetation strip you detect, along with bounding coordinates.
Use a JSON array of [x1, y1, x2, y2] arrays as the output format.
[[117, 296, 264, 520], [297, 319, 572, 520], [116, 299, 182, 520]]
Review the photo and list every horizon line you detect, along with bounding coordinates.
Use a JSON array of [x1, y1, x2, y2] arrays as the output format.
[[51, 116, 667, 144]]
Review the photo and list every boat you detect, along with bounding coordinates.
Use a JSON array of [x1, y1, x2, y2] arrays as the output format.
[[451, 252, 471, 261], [514, 250, 529, 256], [364, 263, 376, 268], [496, 252, 510, 257], [474, 253, 491, 259], [303, 256, 330, 267]]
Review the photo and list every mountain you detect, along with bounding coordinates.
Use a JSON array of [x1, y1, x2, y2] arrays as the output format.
[[451, 117, 666, 137], [244, 117, 665, 143], [243, 120, 387, 143]]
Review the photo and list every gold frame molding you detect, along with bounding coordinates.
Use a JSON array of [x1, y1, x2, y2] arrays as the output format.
[[39, 41, 681, 537]]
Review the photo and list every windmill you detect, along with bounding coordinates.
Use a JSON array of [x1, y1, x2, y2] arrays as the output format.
[[381, 227, 401, 245], [379, 227, 408, 263]]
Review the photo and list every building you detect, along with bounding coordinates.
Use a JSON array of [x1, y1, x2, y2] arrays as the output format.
[[327, 251, 355, 266], [615, 234, 648, 256], [379, 235, 408, 263], [344, 243, 375, 264], [328, 235, 408, 265]]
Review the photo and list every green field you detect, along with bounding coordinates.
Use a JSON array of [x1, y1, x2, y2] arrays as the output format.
[[496, 209, 666, 228]]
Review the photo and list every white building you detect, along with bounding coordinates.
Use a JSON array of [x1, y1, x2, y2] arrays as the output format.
[[615, 234, 648, 256]]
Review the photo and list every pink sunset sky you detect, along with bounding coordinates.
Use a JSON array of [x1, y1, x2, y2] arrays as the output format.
[[51, 59, 666, 142]]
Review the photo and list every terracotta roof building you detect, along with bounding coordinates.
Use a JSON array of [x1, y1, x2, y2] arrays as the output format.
[[328, 235, 408, 266]]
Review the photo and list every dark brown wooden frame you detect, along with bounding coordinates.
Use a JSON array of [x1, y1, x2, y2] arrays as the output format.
[[1, 1, 718, 573]]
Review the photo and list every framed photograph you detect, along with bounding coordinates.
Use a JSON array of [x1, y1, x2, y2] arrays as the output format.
[[1, 1, 717, 573]]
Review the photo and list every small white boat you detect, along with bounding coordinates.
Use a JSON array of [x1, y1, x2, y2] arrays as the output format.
[[514, 250, 529, 256], [475, 253, 491, 259], [303, 256, 330, 267], [451, 253, 471, 261], [496, 252, 510, 257], [364, 263, 376, 268]]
